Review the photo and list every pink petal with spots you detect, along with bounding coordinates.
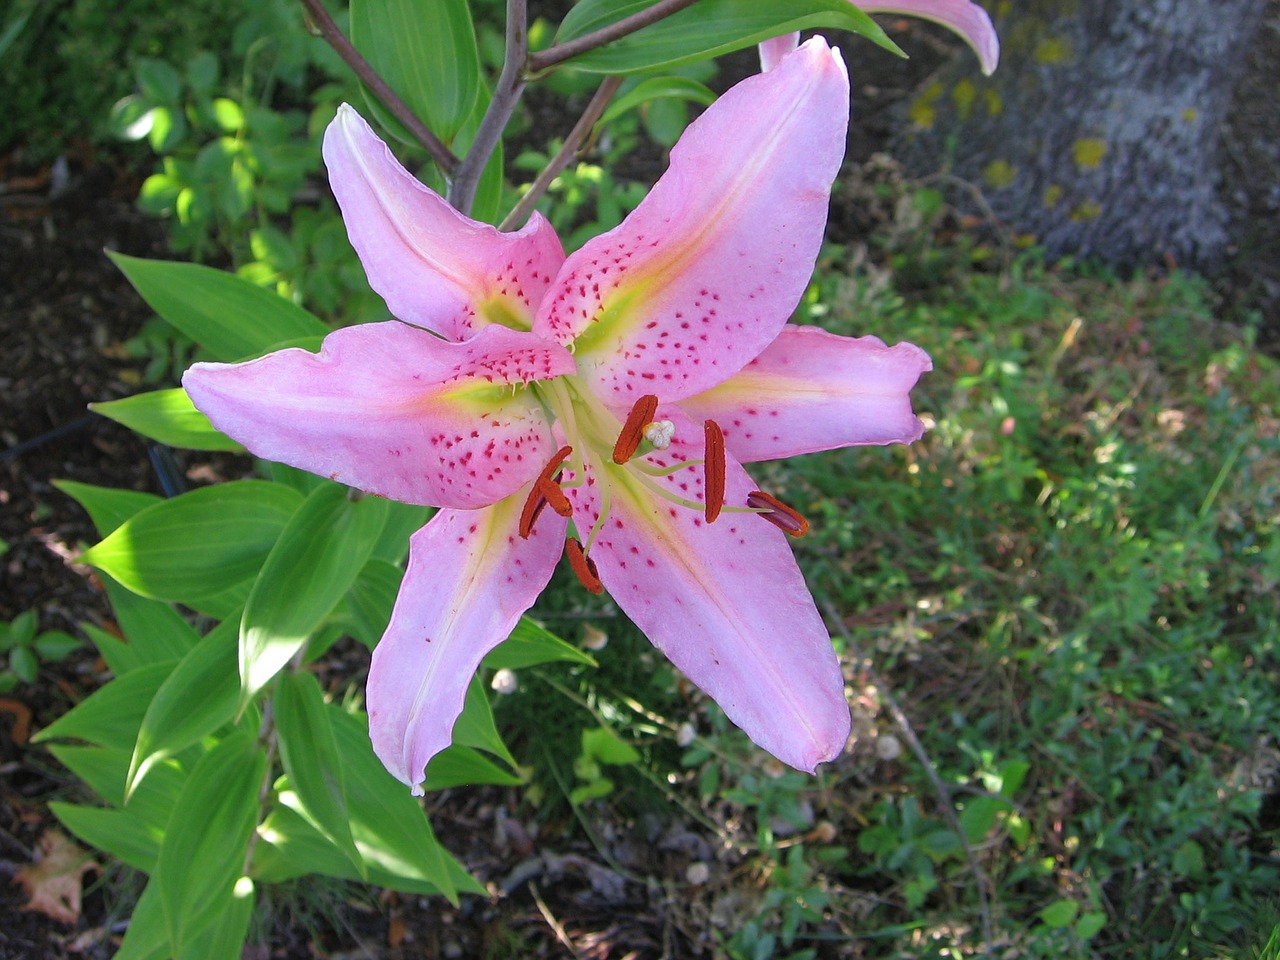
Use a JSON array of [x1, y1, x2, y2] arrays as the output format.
[[183, 322, 574, 509], [368, 498, 566, 793], [859, 0, 999, 75], [534, 38, 849, 406], [678, 326, 932, 462], [563, 410, 850, 772], [324, 104, 565, 341]]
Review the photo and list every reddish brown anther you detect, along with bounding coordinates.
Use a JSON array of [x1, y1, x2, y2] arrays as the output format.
[[565, 537, 605, 594], [746, 489, 810, 538], [518, 445, 574, 538], [612, 394, 659, 464], [703, 419, 726, 523]]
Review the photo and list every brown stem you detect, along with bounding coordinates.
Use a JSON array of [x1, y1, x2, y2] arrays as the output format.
[[527, 0, 703, 74], [499, 75, 624, 231], [299, 0, 458, 174], [449, 0, 528, 214]]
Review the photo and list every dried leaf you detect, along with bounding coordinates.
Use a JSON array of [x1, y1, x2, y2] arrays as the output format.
[[12, 829, 99, 925]]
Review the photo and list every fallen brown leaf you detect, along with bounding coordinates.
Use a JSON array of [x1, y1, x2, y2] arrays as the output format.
[[12, 829, 100, 925]]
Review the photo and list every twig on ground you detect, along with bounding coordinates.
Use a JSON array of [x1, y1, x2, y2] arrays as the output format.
[[530, 881, 587, 959]]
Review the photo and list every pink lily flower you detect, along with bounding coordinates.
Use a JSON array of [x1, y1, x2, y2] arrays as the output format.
[[759, 0, 1000, 75], [183, 38, 932, 794]]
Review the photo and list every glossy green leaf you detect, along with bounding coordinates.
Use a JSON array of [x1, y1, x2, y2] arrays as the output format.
[[126, 616, 241, 798], [350, 0, 480, 144], [90, 389, 243, 451], [343, 557, 403, 649], [251, 802, 483, 896], [54, 480, 162, 538], [239, 484, 388, 706], [115, 873, 252, 960], [49, 801, 163, 873], [425, 744, 524, 790], [155, 732, 264, 954], [327, 705, 460, 901], [483, 617, 595, 669], [274, 672, 364, 876], [109, 252, 329, 361], [34, 662, 175, 751], [597, 76, 716, 128], [102, 578, 201, 673], [451, 676, 516, 767], [49, 743, 185, 815], [554, 0, 897, 74], [80, 481, 303, 605]]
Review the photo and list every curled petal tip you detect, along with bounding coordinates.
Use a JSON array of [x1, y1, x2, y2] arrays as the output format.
[[858, 0, 1000, 74]]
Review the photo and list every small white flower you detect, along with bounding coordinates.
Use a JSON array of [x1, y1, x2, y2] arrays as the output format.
[[490, 668, 518, 695]]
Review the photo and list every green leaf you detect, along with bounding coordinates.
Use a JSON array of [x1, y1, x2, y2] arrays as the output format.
[[350, 0, 480, 144], [959, 796, 1003, 844], [483, 617, 595, 669], [126, 617, 241, 798], [239, 484, 388, 706], [33, 630, 82, 661], [155, 733, 265, 954], [1038, 899, 1080, 928], [49, 801, 164, 873], [1172, 839, 1205, 877], [274, 672, 364, 877], [370, 501, 433, 564], [54, 480, 162, 537], [554, 0, 898, 74], [34, 662, 175, 751], [115, 872, 253, 960], [108, 253, 329, 361], [136, 57, 183, 104], [327, 705, 461, 901], [582, 726, 641, 766], [343, 557, 403, 649], [425, 744, 523, 790], [102, 578, 201, 673], [90, 389, 243, 451], [1075, 911, 1107, 941], [597, 76, 716, 128], [80, 481, 303, 605], [451, 677, 516, 767], [250, 802, 482, 896], [9, 646, 37, 683]]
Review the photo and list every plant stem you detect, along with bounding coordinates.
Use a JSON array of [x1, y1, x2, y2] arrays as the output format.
[[449, 0, 529, 214], [499, 75, 624, 231], [527, 0, 703, 74], [299, 0, 458, 174]]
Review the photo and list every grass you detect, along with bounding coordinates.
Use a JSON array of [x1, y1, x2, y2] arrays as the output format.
[[498, 227, 1280, 958]]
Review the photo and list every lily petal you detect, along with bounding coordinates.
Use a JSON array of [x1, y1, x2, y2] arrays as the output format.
[[183, 322, 575, 509], [324, 104, 566, 341], [759, 1, 998, 76], [758, 33, 800, 72], [678, 326, 932, 462], [368, 497, 566, 793], [860, 0, 999, 75], [535, 38, 849, 406], [564, 411, 850, 771]]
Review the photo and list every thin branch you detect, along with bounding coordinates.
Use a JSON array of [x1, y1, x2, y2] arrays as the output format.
[[527, 0, 703, 74], [449, 0, 528, 214], [499, 75, 623, 231], [820, 599, 996, 952], [299, 0, 458, 174]]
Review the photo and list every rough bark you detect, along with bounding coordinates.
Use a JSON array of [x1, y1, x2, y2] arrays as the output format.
[[893, 0, 1270, 268]]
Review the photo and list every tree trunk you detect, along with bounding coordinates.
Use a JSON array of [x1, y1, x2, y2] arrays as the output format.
[[893, 0, 1270, 268]]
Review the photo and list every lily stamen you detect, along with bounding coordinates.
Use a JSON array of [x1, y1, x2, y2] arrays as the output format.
[[565, 537, 605, 594], [746, 489, 810, 537], [612, 394, 659, 464], [703, 419, 726, 523], [519, 445, 574, 538]]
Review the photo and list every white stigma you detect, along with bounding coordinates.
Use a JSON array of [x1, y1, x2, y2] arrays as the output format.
[[642, 419, 675, 449]]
